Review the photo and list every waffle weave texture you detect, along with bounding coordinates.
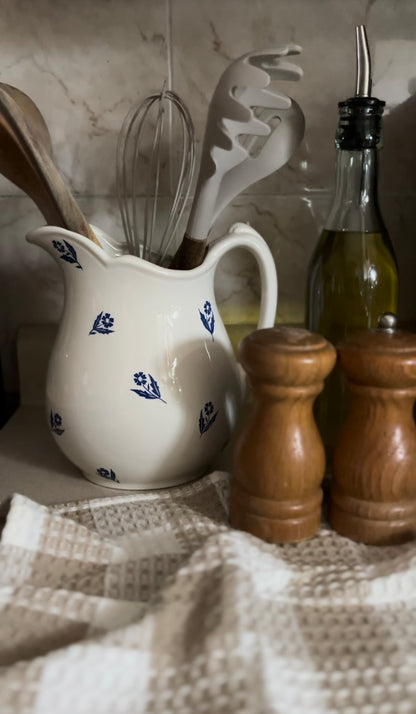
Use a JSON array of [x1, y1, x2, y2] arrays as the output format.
[[0, 471, 415, 714]]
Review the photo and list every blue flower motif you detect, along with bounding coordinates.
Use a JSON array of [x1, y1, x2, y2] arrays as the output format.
[[50, 411, 64, 436], [204, 401, 214, 416], [131, 372, 166, 403], [134, 372, 147, 387], [199, 401, 218, 435], [52, 239, 83, 269], [101, 313, 114, 329], [199, 300, 215, 340], [89, 311, 115, 335], [52, 240, 65, 253], [97, 467, 120, 483]]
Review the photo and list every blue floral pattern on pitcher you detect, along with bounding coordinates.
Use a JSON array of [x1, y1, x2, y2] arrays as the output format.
[[97, 467, 119, 483], [89, 312, 115, 335], [50, 411, 64, 436], [199, 301, 215, 340], [131, 372, 167, 403], [199, 401, 218, 435], [52, 239, 83, 269]]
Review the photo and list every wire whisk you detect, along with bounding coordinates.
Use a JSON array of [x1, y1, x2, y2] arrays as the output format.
[[116, 84, 196, 264]]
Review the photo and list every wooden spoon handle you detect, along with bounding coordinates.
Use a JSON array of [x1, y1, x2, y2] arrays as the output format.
[[0, 83, 53, 156], [0, 115, 91, 233], [168, 233, 207, 269], [0, 116, 42, 197], [0, 87, 101, 247]]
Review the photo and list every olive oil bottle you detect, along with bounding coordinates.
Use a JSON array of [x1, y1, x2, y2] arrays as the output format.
[[306, 25, 399, 465]]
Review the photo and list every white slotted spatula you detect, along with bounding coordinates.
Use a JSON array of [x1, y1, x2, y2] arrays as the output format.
[[170, 45, 304, 270]]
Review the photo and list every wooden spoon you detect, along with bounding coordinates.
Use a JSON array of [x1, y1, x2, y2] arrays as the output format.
[[0, 83, 53, 155], [0, 85, 53, 210], [0, 84, 100, 246]]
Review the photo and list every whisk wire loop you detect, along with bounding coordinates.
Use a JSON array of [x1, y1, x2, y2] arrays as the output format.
[[116, 85, 195, 264]]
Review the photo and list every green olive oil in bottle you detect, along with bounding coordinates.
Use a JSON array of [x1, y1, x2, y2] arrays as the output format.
[[306, 25, 399, 466]]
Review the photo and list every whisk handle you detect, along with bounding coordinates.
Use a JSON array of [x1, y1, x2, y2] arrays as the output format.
[[169, 234, 207, 270]]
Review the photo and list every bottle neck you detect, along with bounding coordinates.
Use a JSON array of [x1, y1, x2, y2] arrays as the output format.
[[325, 147, 385, 233]]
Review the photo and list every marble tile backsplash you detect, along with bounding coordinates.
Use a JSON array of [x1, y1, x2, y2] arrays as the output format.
[[0, 0, 415, 391]]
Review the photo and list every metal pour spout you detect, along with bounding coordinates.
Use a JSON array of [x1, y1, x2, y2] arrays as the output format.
[[355, 25, 372, 97]]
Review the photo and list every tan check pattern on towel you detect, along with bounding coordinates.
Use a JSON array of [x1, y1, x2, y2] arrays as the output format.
[[0, 470, 415, 714]]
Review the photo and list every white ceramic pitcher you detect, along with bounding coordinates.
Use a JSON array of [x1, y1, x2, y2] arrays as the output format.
[[27, 222, 278, 490]]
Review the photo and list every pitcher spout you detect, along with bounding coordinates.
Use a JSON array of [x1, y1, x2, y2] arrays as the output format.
[[26, 224, 105, 270], [26, 223, 128, 267]]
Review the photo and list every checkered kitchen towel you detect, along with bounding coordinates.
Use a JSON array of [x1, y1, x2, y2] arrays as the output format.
[[0, 470, 415, 714]]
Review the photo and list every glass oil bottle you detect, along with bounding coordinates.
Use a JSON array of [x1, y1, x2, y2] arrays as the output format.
[[306, 25, 399, 468]]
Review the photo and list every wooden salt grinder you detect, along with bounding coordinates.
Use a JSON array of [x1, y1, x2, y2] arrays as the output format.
[[329, 313, 416, 545], [229, 327, 336, 543]]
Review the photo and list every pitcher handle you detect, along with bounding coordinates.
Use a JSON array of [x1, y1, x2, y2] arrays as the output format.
[[205, 222, 278, 328]]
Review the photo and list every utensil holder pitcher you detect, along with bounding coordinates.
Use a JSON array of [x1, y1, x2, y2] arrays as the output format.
[[27, 222, 278, 489]]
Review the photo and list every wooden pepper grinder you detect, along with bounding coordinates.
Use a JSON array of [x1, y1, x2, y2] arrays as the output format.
[[229, 326, 336, 543], [329, 313, 416, 545]]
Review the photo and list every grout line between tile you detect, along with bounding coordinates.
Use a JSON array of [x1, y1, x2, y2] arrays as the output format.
[[166, 0, 173, 91]]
